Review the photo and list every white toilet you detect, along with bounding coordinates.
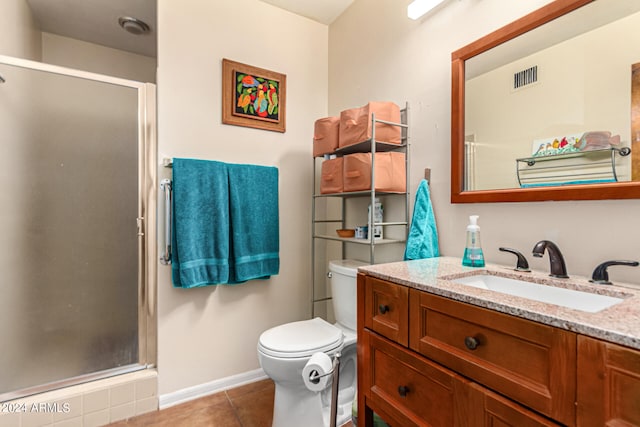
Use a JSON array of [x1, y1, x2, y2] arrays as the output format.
[[258, 259, 366, 427]]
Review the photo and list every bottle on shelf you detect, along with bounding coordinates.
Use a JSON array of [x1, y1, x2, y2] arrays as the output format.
[[368, 198, 383, 240]]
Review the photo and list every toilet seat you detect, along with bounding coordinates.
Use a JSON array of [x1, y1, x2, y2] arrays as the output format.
[[258, 318, 343, 358]]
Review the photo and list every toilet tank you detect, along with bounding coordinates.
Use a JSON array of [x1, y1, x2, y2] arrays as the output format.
[[329, 259, 368, 331]]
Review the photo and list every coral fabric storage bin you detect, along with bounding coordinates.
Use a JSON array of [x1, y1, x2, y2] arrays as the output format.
[[320, 157, 344, 194], [313, 117, 340, 157], [339, 102, 402, 148], [343, 152, 406, 193]]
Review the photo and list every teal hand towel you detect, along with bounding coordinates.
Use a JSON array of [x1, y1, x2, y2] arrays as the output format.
[[171, 158, 230, 288], [404, 179, 440, 260], [227, 163, 280, 283]]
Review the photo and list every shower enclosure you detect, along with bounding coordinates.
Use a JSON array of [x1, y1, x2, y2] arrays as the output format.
[[0, 55, 156, 401]]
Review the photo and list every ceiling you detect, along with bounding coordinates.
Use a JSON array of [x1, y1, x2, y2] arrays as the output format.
[[27, 0, 157, 58], [257, 0, 354, 25], [25, 0, 352, 59]]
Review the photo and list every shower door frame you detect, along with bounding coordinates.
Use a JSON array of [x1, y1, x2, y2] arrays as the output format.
[[0, 54, 157, 400]]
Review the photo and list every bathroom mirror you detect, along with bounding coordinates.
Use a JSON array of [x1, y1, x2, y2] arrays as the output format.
[[451, 0, 640, 203]]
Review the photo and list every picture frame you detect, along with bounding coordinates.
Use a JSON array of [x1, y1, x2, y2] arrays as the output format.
[[222, 58, 286, 133]]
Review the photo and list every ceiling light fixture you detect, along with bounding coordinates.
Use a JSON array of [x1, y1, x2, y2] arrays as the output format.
[[118, 16, 151, 35], [407, 0, 446, 20]]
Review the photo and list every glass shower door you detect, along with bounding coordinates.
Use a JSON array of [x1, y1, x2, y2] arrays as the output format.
[[0, 57, 154, 398]]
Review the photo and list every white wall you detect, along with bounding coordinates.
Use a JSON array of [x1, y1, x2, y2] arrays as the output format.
[[0, 0, 41, 60], [41, 33, 157, 83], [329, 0, 640, 286], [157, 0, 328, 396]]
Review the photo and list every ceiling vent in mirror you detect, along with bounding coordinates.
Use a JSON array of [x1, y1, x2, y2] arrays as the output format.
[[513, 66, 538, 90]]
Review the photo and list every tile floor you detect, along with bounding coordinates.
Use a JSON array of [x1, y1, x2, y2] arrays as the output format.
[[107, 379, 354, 427]]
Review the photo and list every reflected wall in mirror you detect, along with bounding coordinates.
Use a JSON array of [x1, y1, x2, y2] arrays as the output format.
[[451, 0, 640, 203]]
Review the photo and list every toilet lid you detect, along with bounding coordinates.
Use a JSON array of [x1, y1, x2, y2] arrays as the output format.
[[258, 317, 343, 358]]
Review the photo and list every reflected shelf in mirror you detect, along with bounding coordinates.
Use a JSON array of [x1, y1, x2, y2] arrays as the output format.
[[516, 147, 631, 188]]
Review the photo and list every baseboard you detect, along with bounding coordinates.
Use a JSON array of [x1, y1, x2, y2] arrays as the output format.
[[158, 368, 267, 409]]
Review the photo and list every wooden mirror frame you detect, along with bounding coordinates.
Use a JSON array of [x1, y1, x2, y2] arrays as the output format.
[[451, 0, 640, 203]]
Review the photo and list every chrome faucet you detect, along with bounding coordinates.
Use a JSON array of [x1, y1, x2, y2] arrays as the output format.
[[532, 240, 569, 278]]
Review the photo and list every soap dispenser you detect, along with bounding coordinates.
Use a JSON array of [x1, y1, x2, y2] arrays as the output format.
[[462, 215, 485, 267]]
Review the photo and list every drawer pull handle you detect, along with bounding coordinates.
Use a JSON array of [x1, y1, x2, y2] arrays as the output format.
[[464, 336, 480, 350], [378, 304, 390, 314], [397, 385, 409, 397]]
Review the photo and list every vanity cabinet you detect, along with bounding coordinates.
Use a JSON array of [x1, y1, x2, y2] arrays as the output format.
[[358, 272, 640, 427]]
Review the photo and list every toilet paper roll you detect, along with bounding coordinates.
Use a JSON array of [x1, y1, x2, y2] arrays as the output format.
[[302, 352, 333, 392]]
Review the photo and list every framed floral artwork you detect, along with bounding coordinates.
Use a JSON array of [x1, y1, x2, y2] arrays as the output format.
[[222, 58, 286, 133]]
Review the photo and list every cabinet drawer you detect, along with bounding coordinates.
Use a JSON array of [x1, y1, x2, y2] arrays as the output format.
[[409, 291, 576, 426], [363, 330, 470, 427], [364, 276, 409, 346]]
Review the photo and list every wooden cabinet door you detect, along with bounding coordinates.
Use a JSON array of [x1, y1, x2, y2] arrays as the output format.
[[409, 290, 577, 426], [577, 335, 640, 427], [363, 275, 409, 346], [466, 383, 562, 427], [361, 329, 472, 427]]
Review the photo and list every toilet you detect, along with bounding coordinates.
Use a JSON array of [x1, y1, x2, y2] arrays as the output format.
[[257, 259, 366, 427]]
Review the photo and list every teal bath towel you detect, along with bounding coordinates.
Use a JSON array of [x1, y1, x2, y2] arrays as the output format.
[[404, 179, 439, 260], [227, 163, 280, 283], [171, 158, 230, 288]]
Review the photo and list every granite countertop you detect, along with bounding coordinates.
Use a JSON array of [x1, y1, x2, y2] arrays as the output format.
[[358, 257, 640, 350]]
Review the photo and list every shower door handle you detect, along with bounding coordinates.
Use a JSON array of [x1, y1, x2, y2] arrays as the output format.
[[136, 217, 145, 236], [160, 179, 172, 264]]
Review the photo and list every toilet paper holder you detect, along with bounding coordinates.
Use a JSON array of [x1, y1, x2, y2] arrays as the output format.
[[306, 352, 342, 427], [307, 356, 337, 383]]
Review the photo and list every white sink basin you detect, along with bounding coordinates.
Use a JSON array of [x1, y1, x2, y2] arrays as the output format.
[[448, 274, 624, 313]]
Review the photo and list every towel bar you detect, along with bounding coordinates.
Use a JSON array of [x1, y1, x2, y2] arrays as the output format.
[[160, 178, 172, 265]]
